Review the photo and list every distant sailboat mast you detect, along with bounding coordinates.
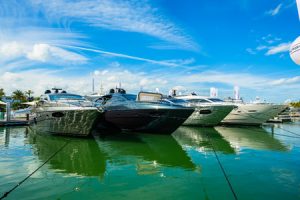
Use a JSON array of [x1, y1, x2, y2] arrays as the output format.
[[100, 81, 104, 95], [234, 86, 240, 100], [92, 78, 95, 93]]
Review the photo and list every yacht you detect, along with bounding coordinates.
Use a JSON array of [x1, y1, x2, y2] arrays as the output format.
[[31, 88, 103, 137], [171, 94, 236, 126], [94, 88, 194, 134], [222, 97, 286, 126]]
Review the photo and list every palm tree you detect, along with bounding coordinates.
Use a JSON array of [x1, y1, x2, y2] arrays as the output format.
[[12, 90, 27, 110], [0, 88, 4, 99], [25, 90, 34, 101], [0, 88, 5, 112], [12, 90, 26, 101]]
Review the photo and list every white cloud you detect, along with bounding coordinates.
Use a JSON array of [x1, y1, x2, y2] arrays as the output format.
[[0, 41, 87, 64], [176, 71, 271, 89], [256, 45, 268, 51], [270, 76, 300, 86], [248, 36, 291, 56], [1, 67, 300, 103], [266, 42, 291, 55], [30, 0, 198, 51], [266, 4, 282, 16], [0, 28, 89, 71], [26, 43, 86, 62], [0, 41, 26, 59]]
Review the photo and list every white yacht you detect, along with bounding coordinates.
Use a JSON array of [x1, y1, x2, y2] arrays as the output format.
[[170, 94, 236, 126], [31, 88, 103, 137], [222, 97, 286, 126]]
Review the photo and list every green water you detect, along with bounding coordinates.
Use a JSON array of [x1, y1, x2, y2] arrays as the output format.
[[0, 123, 300, 200]]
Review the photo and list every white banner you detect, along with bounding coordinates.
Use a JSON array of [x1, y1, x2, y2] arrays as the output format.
[[297, 0, 300, 19]]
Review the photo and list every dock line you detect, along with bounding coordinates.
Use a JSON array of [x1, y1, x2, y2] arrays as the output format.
[[276, 126, 300, 137], [206, 133, 238, 200], [0, 141, 70, 199]]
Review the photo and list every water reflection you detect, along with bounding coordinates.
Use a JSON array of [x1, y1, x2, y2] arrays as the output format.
[[23, 128, 196, 178], [94, 132, 196, 174], [215, 126, 289, 152], [27, 128, 107, 178], [173, 126, 236, 154]]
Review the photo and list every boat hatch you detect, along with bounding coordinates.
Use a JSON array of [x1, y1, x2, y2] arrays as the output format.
[[137, 92, 162, 102]]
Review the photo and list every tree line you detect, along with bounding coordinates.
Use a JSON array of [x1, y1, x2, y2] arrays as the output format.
[[0, 88, 35, 110], [290, 101, 300, 108]]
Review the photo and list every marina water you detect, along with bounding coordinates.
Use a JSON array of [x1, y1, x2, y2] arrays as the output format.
[[0, 123, 300, 199]]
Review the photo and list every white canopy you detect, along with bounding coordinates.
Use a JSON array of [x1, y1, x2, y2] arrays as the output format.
[[0, 101, 6, 105], [22, 101, 38, 106]]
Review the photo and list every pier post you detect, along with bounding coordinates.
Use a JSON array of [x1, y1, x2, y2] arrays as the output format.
[[6, 102, 11, 122]]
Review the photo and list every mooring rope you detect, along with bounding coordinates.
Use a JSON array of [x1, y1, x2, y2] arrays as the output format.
[[275, 126, 300, 137], [0, 141, 69, 200], [205, 132, 238, 200]]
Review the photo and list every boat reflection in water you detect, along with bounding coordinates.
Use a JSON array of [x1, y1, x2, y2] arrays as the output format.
[[94, 132, 196, 175], [27, 128, 107, 178], [173, 126, 289, 154], [26, 127, 196, 178], [214, 126, 289, 152], [173, 126, 236, 154]]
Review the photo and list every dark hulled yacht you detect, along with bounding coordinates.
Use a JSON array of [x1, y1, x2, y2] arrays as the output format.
[[95, 88, 194, 134]]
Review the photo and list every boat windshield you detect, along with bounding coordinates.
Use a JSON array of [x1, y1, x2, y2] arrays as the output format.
[[123, 94, 137, 101], [49, 94, 85, 101], [208, 98, 224, 102], [186, 99, 210, 103], [168, 99, 187, 104]]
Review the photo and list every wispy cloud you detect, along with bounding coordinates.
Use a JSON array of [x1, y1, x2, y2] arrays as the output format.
[[270, 76, 300, 86], [246, 48, 256, 55], [30, 0, 198, 51], [0, 28, 88, 71], [266, 42, 291, 55], [266, 4, 282, 16], [57, 45, 195, 67], [246, 34, 291, 56], [265, 1, 296, 17]]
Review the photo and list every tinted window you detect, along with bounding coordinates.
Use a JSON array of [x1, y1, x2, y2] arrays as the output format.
[[186, 99, 210, 103], [208, 98, 224, 102], [123, 94, 137, 101], [168, 99, 187, 104], [49, 94, 85, 101]]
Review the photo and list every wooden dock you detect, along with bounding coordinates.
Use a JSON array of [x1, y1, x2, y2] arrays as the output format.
[[0, 119, 31, 126]]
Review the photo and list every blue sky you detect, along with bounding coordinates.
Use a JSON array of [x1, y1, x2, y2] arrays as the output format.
[[0, 0, 299, 102]]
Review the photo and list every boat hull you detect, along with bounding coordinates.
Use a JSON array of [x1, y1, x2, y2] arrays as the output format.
[[221, 104, 286, 126], [32, 108, 101, 137], [101, 108, 194, 134], [183, 105, 235, 126]]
